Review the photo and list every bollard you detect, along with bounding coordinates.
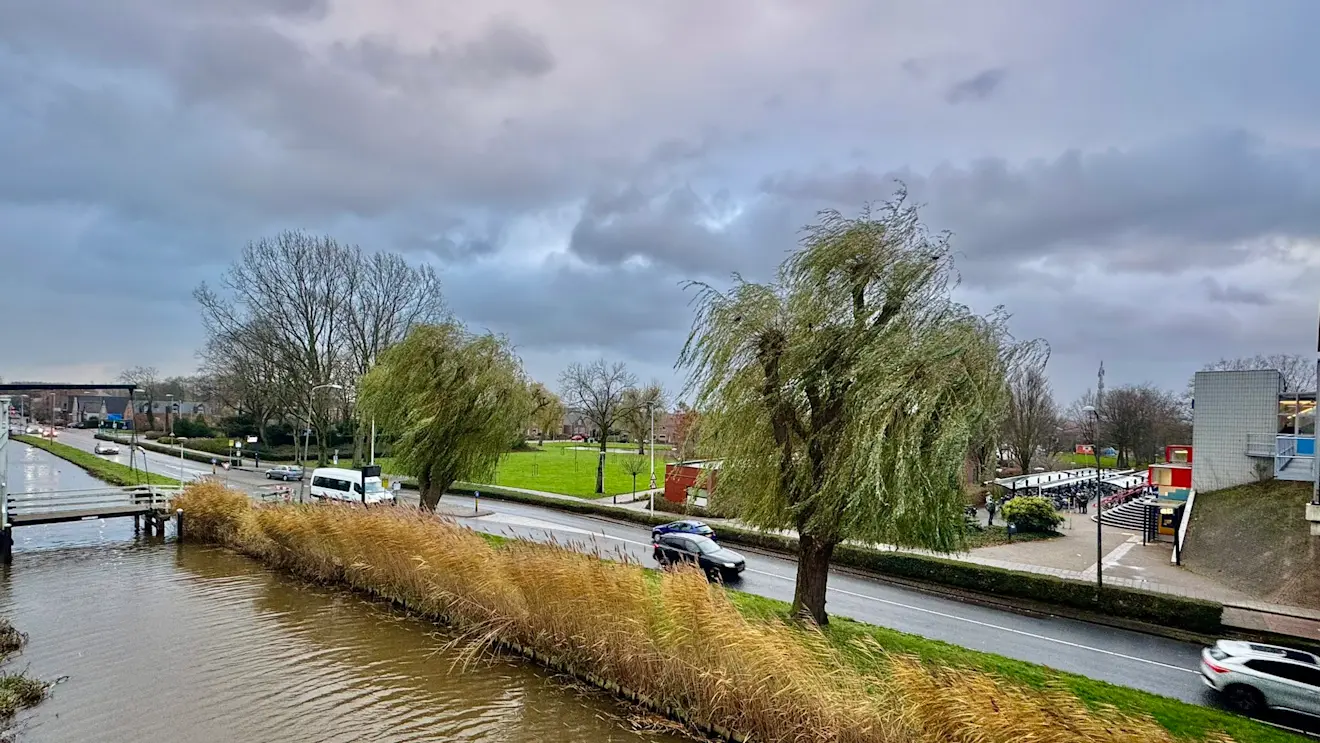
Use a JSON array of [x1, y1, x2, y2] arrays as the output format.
[[134, 514, 140, 533], [176, 508, 185, 543], [474, 491, 480, 514], [1, 524, 11, 565]]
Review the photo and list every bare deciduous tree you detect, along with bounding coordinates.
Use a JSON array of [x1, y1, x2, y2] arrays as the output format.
[[1001, 350, 1058, 476], [1075, 383, 1187, 467], [343, 249, 447, 462], [619, 382, 666, 455], [118, 365, 160, 429], [1198, 354, 1317, 394], [559, 360, 637, 494], [197, 320, 289, 445], [196, 231, 352, 463]]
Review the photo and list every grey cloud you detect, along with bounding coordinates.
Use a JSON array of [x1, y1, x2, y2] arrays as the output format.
[[333, 21, 555, 92], [446, 258, 689, 358], [945, 68, 1006, 104], [1200, 277, 1273, 306], [757, 130, 1320, 285]]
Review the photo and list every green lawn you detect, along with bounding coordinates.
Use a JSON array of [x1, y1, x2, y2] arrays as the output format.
[[727, 591, 1300, 743], [15, 435, 181, 487], [377, 444, 671, 498], [1061, 452, 1120, 468]]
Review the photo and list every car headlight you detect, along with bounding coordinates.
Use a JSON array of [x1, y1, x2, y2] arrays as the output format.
[[722, 562, 737, 568]]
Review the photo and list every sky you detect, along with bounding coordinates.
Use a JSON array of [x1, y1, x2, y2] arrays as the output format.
[[2, 0, 1318, 403]]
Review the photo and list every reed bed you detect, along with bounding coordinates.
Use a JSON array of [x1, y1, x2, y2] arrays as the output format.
[[175, 482, 1234, 743]]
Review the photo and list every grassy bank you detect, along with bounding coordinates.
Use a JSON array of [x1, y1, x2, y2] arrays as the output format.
[[175, 483, 1289, 743], [16, 435, 181, 487], [0, 620, 45, 721], [1183, 480, 1319, 610]]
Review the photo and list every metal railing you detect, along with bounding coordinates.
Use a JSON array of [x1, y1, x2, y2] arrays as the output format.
[[5, 485, 181, 519], [1245, 433, 1276, 457]]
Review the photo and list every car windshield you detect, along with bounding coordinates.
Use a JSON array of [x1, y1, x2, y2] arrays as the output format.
[[1208, 648, 1228, 661], [692, 537, 721, 554], [363, 480, 385, 494]]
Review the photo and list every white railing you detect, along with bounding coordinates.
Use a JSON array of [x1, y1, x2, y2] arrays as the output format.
[[5, 485, 181, 518], [1245, 433, 1275, 457]]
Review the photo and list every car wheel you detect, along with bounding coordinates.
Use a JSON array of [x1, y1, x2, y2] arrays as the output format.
[[1223, 684, 1264, 714]]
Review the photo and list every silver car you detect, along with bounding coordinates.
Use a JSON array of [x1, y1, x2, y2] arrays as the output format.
[[264, 464, 304, 481], [1200, 640, 1320, 716]]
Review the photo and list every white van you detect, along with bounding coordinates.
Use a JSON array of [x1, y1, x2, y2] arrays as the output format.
[[309, 467, 393, 505]]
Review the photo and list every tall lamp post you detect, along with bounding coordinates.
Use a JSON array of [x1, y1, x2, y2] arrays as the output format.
[[1082, 405, 1104, 591], [165, 393, 174, 436], [299, 382, 343, 502], [647, 401, 656, 512]]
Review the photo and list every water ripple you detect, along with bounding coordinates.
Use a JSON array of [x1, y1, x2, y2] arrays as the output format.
[[0, 539, 682, 743]]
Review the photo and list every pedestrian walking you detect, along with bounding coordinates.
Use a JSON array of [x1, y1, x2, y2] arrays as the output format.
[[985, 496, 997, 527], [254, 451, 260, 469]]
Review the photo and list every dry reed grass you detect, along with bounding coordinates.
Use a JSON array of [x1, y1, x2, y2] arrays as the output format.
[[175, 482, 1234, 743]]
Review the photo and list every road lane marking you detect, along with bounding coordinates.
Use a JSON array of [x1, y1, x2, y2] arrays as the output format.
[[817, 581, 1197, 675], [475, 515, 1198, 677]]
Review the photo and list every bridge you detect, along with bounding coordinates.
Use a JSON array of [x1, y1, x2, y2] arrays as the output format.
[[2, 484, 183, 562], [1, 389, 183, 563]]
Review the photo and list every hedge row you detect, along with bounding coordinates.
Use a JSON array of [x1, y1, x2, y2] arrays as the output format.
[[95, 433, 235, 467], [436, 483, 1224, 635]]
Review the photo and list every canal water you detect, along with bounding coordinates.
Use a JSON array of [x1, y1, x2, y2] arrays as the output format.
[[1, 443, 685, 743]]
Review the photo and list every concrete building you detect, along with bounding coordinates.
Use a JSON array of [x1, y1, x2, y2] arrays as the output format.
[[1191, 370, 1316, 492]]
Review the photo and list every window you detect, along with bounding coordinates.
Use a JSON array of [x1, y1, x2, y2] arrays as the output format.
[[1245, 659, 1320, 686], [692, 537, 720, 554]]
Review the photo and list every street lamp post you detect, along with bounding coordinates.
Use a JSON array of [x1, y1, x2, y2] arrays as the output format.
[[647, 402, 656, 512], [1083, 405, 1104, 592], [299, 383, 343, 502], [165, 393, 174, 437]]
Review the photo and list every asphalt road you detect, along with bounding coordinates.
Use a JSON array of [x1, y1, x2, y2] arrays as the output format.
[[36, 431, 1320, 733]]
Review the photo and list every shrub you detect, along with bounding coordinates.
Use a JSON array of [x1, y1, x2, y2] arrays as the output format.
[[144, 430, 164, 440], [1000, 496, 1063, 533], [173, 417, 215, 439]]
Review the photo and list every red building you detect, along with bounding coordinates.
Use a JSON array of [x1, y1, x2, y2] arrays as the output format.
[[1149, 445, 1193, 499], [663, 461, 719, 504]]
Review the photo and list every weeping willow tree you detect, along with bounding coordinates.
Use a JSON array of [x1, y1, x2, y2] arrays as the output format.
[[679, 192, 1035, 624], [358, 323, 532, 510]]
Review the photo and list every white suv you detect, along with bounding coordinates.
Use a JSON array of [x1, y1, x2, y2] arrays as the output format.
[[1200, 640, 1320, 716]]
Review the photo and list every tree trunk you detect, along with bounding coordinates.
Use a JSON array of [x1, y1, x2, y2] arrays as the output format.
[[595, 440, 607, 494], [637, 440, 645, 456], [792, 532, 837, 625], [418, 472, 441, 511]]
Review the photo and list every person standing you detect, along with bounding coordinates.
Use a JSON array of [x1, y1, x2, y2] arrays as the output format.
[[985, 496, 998, 527]]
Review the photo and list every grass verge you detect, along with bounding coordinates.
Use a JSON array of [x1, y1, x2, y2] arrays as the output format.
[[0, 620, 46, 721], [175, 482, 1289, 743], [16, 435, 181, 487]]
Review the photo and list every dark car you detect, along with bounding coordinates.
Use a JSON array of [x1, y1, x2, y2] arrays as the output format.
[[653, 533, 745, 581], [651, 520, 716, 542]]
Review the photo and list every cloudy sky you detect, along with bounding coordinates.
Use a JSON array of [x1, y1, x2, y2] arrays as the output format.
[[2, 0, 1318, 402]]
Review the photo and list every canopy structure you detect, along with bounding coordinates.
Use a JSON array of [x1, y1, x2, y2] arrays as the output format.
[[991, 468, 1147, 493]]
